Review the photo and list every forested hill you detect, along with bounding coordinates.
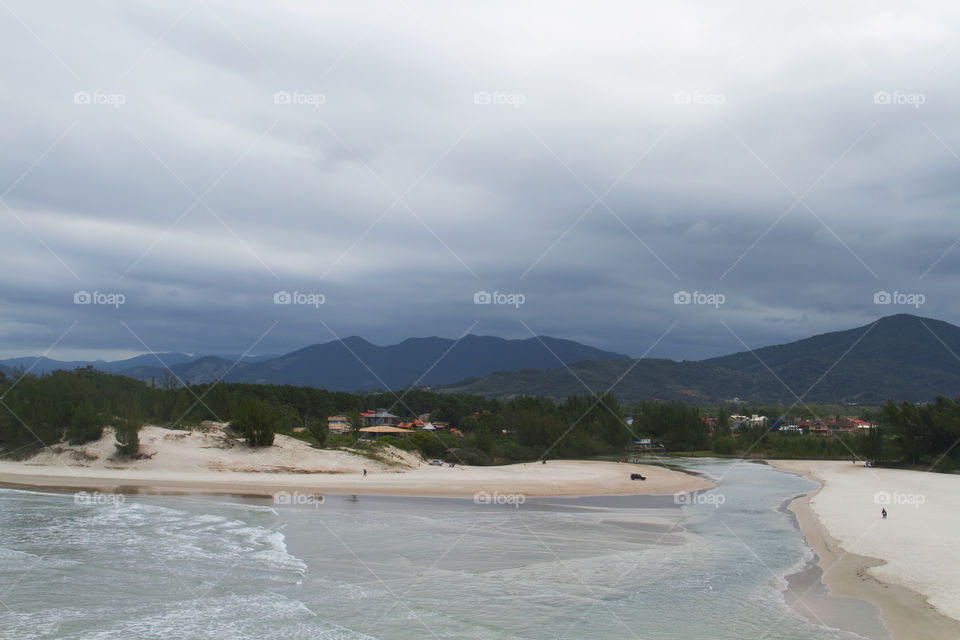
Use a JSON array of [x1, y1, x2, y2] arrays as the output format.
[[441, 314, 960, 405]]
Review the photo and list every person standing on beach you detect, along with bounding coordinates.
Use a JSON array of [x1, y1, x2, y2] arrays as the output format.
[[882, 507, 887, 519], [362, 468, 367, 477]]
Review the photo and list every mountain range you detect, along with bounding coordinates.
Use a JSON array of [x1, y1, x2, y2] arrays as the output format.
[[0, 336, 629, 393], [2, 314, 958, 404], [0, 353, 277, 376], [442, 314, 960, 405]]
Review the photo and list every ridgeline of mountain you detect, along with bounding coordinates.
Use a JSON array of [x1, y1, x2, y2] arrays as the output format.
[[0, 353, 197, 376], [0, 353, 275, 378], [3, 315, 957, 404], [121, 356, 250, 387], [55, 335, 629, 391], [441, 314, 960, 405]]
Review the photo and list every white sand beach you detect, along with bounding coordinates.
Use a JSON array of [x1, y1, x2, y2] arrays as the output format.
[[0, 424, 712, 499], [773, 460, 960, 640]]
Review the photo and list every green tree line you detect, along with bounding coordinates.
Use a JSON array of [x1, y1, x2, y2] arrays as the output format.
[[0, 368, 956, 470]]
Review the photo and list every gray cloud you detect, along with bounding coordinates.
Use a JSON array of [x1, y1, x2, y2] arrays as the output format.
[[1, 0, 959, 363]]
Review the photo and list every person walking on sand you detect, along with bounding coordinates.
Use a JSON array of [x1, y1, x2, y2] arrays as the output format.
[[362, 468, 367, 477], [882, 508, 887, 519]]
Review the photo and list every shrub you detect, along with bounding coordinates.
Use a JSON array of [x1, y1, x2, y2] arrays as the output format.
[[232, 396, 277, 447], [711, 437, 737, 455]]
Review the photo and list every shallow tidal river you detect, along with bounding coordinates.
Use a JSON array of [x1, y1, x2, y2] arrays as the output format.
[[0, 459, 888, 639]]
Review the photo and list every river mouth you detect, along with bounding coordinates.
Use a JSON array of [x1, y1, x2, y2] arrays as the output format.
[[0, 459, 888, 639]]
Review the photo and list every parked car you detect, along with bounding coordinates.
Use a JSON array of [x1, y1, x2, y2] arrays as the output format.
[[428, 459, 444, 466]]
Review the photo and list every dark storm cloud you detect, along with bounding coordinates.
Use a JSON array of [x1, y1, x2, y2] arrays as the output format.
[[1, 0, 959, 361]]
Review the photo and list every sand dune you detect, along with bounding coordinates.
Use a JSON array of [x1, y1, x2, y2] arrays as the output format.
[[20, 424, 421, 474], [0, 424, 712, 498]]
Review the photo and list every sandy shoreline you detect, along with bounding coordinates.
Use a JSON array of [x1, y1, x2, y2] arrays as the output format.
[[0, 425, 713, 499], [771, 460, 960, 640], [0, 459, 713, 499]]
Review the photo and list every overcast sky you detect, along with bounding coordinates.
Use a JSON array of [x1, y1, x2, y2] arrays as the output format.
[[1, 1, 959, 362]]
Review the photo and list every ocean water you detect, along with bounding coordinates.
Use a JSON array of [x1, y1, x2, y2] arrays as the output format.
[[0, 460, 886, 639]]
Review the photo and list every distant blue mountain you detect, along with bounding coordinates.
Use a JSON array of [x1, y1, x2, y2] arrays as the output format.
[[0, 353, 195, 375], [0, 352, 282, 378], [19, 315, 959, 404], [97, 335, 631, 391]]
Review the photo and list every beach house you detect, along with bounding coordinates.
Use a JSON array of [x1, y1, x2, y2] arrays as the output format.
[[362, 409, 401, 427], [358, 425, 412, 439], [799, 417, 876, 436], [327, 415, 352, 433]]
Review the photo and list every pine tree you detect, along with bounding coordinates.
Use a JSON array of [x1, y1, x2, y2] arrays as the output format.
[[232, 396, 277, 447], [114, 399, 142, 456], [66, 399, 102, 444], [307, 416, 329, 448]]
